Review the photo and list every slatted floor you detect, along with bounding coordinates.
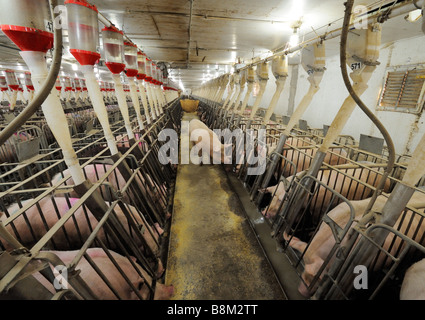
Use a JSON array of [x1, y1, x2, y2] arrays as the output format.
[[164, 112, 286, 300]]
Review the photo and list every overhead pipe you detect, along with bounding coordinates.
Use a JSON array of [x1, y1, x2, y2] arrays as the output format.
[[236, 0, 424, 74], [249, 61, 269, 120], [263, 55, 289, 124], [239, 66, 256, 115]]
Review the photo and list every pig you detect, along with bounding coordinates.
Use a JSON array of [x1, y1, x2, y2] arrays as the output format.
[[50, 164, 168, 216], [0, 196, 165, 278], [400, 258, 425, 300], [189, 119, 232, 164], [261, 166, 391, 223], [284, 190, 425, 298], [34, 248, 174, 300]]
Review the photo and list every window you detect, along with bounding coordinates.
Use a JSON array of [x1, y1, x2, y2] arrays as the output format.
[[378, 67, 425, 114]]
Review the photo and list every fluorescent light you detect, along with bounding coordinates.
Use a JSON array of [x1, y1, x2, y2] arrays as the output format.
[[72, 63, 78, 71]]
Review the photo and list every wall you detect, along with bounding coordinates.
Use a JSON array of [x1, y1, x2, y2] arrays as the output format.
[[247, 34, 425, 156]]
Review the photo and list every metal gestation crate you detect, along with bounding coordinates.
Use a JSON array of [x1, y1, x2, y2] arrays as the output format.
[[312, 189, 425, 300], [0, 100, 180, 300]]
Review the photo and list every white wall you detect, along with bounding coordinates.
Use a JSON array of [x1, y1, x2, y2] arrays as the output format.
[[250, 34, 425, 156]]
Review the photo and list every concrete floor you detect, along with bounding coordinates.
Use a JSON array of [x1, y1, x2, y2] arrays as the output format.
[[164, 112, 286, 300]]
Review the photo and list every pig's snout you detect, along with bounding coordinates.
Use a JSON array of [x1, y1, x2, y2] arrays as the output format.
[[298, 281, 312, 298], [154, 283, 175, 300]]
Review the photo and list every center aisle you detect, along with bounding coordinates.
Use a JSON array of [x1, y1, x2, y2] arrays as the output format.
[[164, 112, 286, 300]]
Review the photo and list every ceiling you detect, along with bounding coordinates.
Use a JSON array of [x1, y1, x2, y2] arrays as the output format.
[[0, 0, 423, 90]]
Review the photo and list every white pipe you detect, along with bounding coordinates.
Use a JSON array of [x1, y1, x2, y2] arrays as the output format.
[[128, 78, 144, 130], [145, 84, 157, 120], [283, 84, 320, 135], [232, 84, 244, 112], [263, 77, 287, 124], [153, 85, 162, 115], [249, 80, 267, 120], [112, 74, 135, 140], [9, 91, 17, 111], [239, 82, 254, 115], [222, 82, 234, 109], [137, 81, 151, 124], [226, 81, 241, 111], [81, 65, 119, 155], [20, 51, 86, 185]]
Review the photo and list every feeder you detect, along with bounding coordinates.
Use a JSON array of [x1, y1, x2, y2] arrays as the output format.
[[124, 42, 138, 78], [81, 79, 88, 91], [102, 26, 125, 74], [233, 69, 247, 111], [74, 78, 82, 91], [282, 42, 326, 138], [63, 77, 72, 92], [24, 72, 34, 91], [0, 76, 8, 92], [136, 53, 151, 124], [5, 70, 19, 91], [55, 77, 62, 92], [225, 72, 241, 111], [263, 55, 288, 124], [65, 0, 101, 66], [145, 58, 152, 82], [239, 67, 255, 114], [137, 51, 147, 80], [249, 62, 269, 120], [105, 26, 137, 141], [0, 0, 53, 53]]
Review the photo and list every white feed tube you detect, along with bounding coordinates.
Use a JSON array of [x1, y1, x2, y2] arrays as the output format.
[[20, 51, 86, 185], [239, 82, 254, 115], [128, 78, 144, 130], [249, 80, 267, 120], [81, 65, 119, 155], [263, 77, 287, 124], [137, 81, 151, 124], [112, 74, 135, 140], [145, 84, 157, 120], [283, 85, 320, 136]]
